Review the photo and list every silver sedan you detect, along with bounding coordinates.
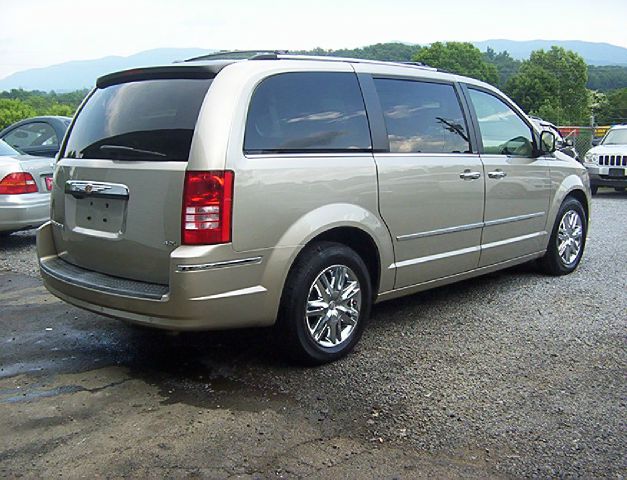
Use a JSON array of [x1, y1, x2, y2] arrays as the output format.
[[0, 140, 52, 234]]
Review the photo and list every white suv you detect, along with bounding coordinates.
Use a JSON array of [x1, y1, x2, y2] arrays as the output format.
[[584, 125, 627, 194]]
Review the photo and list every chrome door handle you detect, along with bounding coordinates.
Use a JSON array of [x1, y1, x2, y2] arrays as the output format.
[[488, 170, 507, 179], [460, 170, 481, 180]]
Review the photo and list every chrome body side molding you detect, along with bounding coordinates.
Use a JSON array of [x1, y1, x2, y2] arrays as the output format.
[[396, 212, 546, 241], [176, 256, 263, 272]]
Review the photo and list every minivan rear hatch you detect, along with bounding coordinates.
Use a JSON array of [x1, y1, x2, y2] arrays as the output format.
[[51, 67, 214, 285]]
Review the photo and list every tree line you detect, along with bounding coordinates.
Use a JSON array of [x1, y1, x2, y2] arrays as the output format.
[[0, 89, 88, 130], [1, 42, 626, 130], [300, 42, 625, 125]]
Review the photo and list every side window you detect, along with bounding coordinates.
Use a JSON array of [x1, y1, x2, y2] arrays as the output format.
[[374, 78, 471, 154], [244, 72, 371, 153], [468, 89, 534, 157], [3, 122, 58, 149]]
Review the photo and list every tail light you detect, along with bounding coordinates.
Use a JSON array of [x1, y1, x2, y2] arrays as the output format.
[[0, 172, 38, 194], [182, 171, 234, 245]]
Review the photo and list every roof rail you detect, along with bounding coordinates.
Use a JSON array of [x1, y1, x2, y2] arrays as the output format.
[[182, 51, 438, 72], [183, 50, 288, 62], [272, 54, 438, 71]]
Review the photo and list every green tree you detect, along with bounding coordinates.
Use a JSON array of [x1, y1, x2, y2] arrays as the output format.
[[412, 42, 499, 85], [483, 48, 521, 87], [297, 42, 418, 62], [587, 66, 627, 91], [505, 46, 589, 124], [0, 89, 87, 130], [593, 88, 627, 124], [0, 99, 36, 130]]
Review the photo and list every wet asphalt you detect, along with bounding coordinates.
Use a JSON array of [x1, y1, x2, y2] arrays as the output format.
[[0, 190, 625, 479]]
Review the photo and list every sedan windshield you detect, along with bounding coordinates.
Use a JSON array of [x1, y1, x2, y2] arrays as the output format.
[[602, 129, 627, 145], [0, 139, 20, 156]]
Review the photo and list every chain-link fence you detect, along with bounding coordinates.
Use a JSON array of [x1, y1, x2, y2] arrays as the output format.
[[557, 126, 609, 158]]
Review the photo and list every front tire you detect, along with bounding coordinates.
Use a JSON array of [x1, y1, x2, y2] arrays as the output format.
[[277, 241, 372, 365], [538, 197, 587, 276]]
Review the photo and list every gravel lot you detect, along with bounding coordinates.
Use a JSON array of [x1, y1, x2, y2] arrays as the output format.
[[1, 190, 625, 478]]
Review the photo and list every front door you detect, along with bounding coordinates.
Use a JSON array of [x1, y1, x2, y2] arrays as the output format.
[[466, 87, 551, 267]]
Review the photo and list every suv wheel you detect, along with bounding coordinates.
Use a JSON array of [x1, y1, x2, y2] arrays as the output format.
[[538, 197, 587, 275], [278, 241, 372, 365], [591, 186, 598, 195]]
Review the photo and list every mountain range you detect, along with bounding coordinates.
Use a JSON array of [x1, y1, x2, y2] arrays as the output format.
[[1, 40, 626, 92]]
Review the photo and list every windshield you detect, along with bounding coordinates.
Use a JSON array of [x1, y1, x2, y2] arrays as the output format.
[[602, 128, 627, 145], [0, 139, 20, 156], [63, 78, 212, 161]]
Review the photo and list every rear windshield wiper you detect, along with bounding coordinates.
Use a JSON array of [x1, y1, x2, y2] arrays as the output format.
[[98, 144, 167, 158]]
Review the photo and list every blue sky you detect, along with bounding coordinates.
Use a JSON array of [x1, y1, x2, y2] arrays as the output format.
[[1, 0, 626, 79]]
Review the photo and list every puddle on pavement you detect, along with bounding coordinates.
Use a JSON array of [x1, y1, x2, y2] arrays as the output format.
[[132, 356, 294, 413], [0, 384, 86, 404]]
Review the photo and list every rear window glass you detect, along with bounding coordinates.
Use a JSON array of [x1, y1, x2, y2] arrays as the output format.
[[63, 78, 212, 161], [244, 72, 371, 153]]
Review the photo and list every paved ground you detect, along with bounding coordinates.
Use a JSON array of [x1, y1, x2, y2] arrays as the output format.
[[1, 190, 625, 479]]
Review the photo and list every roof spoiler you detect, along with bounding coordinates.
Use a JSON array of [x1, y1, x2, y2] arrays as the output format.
[[96, 64, 224, 88]]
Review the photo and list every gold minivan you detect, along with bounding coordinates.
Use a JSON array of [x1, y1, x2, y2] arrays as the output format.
[[37, 53, 590, 364]]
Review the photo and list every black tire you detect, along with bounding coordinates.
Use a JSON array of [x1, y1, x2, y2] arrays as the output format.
[[615, 187, 625, 192], [277, 241, 372, 365], [591, 186, 598, 195], [538, 197, 587, 276]]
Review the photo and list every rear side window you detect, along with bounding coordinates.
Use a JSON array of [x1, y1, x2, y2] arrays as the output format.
[[244, 72, 371, 153], [63, 78, 212, 161], [374, 78, 471, 154]]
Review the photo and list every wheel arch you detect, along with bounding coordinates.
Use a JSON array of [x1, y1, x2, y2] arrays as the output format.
[[546, 171, 591, 237], [302, 226, 382, 297]]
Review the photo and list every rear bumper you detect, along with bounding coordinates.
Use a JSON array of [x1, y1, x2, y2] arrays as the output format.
[[0, 193, 49, 232], [37, 222, 294, 330]]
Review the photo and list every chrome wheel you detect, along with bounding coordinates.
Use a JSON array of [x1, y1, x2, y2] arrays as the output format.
[[305, 264, 362, 348], [557, 209, 583, 266]]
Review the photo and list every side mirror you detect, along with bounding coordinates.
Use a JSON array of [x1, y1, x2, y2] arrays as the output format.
[[563, 137, 574, 147], [591, 138, 601, 147], [540, 130, 556, 154]]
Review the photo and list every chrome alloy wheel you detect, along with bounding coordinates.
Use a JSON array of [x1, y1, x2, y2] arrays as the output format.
[[305, 264, 362, 348], [557, 209, 583, 266]]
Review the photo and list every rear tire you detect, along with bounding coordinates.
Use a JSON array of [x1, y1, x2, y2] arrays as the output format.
[[277, 241, 372, 365], [538, 197, 587, 276], [591, 186, 598, 195], [615, 187, 625, 192]]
